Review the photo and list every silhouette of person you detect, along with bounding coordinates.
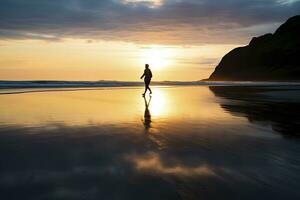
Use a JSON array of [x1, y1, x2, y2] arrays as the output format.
[[143, 96, 152, 131], [140, 64, 152, 96]]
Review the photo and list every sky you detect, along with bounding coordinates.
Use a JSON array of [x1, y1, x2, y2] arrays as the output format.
[[0, 0, 299, 81]]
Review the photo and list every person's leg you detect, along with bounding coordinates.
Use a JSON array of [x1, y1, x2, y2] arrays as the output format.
[[145, 82, 150, 93], [143, 82, 148, 95], [148, 84, 152, 94], [147, 79, 152, 94]]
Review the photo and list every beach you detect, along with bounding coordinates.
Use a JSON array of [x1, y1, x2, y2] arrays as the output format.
[[0, 85, 300, 199]]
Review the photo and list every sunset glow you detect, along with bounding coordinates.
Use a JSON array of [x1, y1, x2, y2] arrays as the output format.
[[0, 0, 298, 81], [140, 46, 173, 70], [0, 39, 237, 81], [1, 1, 300, 199]]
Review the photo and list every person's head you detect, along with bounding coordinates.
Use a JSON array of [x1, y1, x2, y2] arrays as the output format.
[[145, 64, 149, 69]]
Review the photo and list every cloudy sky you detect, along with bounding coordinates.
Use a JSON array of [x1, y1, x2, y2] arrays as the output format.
[[0, 0, 299, 80]]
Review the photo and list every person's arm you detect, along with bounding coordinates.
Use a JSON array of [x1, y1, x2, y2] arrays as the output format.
[[140, 71, 145, 79]]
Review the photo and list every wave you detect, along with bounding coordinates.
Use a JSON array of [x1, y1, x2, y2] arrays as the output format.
[[0, 80, 299, 95], [1, 80, 300, 88]]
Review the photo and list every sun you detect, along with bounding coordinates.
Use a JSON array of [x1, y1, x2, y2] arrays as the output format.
[[141, 46, 173, 70]]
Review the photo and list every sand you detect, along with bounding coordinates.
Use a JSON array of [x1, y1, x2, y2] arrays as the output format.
[[0, 86, 299, 199]]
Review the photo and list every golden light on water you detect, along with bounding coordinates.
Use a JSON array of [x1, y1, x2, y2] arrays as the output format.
[[0, 87, 234, 127], [147, 89, 168, 117]]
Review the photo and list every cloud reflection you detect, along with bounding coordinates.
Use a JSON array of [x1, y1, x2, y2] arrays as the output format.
[[130, 153, 215, 176]]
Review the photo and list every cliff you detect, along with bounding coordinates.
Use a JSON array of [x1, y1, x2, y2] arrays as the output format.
[[208, 15, 300, 81]]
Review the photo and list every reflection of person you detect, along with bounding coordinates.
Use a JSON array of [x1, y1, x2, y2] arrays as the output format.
[[140, 64, 152, 96], [143, 96, 152, 131]]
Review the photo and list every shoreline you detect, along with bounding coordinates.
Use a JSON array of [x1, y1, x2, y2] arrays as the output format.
[[1, 80, 300, 89], [1, 83, 300, 95]]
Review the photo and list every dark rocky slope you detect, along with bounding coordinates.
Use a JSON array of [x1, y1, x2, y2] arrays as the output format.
[[208, 15, 300, 81]]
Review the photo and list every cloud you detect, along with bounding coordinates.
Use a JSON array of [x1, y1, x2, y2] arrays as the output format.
[[177, 58, 219, 65], [0, 0, 299, 44]]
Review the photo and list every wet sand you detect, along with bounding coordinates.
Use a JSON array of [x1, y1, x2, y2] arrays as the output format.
[[0, 86, 299, 199]]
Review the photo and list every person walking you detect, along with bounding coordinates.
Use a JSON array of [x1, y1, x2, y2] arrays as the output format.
[[140, 64, 152, 96]]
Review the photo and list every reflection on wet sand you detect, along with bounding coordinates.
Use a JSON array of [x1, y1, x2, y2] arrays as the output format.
[[209, 86, 300, 137], [142, 95, 166, 150], [130, 153, 215, 177], [0, 86, 227, 126], [0, 86, 300, 200], [143, 96, 152, 132]]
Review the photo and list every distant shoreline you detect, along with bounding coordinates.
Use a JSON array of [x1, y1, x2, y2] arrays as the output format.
[[0, 80, 300, 89]]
